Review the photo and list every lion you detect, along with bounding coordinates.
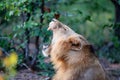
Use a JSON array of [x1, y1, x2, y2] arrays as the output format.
[[42, 19, 108, 80], [42, 19, 85, 57]]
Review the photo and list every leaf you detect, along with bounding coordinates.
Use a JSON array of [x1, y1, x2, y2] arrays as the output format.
[[118, 0, 120, 5], [9, 11, 14, 16]]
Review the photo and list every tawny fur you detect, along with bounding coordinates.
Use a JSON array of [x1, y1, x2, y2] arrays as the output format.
[[48, 19, 80, 44], [50, 36, 108, 80], [42, 19, 108, 80]]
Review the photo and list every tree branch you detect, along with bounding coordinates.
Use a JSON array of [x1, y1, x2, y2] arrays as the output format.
[[111, 0, 120, 7], [111, 0, 120, 40]]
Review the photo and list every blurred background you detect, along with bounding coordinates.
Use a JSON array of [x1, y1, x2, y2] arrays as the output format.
[[0, 0, 120, 80]]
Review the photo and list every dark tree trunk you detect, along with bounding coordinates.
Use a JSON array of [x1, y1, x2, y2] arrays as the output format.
[[111, 0, 120, 40], [21, 12, 30, 65], [25, 28, 30, 62], [40, 0, 45, 24], [35, 0, 45, 55], [31, 0, 45, 67]]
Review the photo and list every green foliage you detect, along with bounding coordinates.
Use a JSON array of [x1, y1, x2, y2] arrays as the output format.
[[17, 53, 24, 65], [55, 0, 120, 62], [37, 53, 54, 77], [0, 35, 11, 51]]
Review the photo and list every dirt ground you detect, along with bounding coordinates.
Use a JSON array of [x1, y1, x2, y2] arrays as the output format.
[[12, 64, 120, 80], [0, 60, 120, 80], [10, 70, 51, 80], [0, 68, 120, 80]]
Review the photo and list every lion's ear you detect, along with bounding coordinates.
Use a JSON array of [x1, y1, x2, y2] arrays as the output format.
[[67, 36, 81, 51]]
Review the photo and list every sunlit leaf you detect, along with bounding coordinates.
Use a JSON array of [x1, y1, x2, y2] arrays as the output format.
[[9, 52, 18, 66], [3, 52, 18, 68], [3, 57, 11, 67]]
